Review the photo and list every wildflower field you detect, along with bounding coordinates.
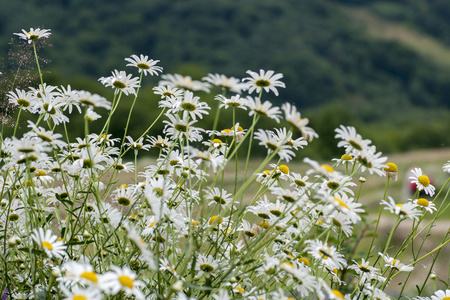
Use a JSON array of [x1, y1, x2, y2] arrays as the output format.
[[2, 28, 450, 300]]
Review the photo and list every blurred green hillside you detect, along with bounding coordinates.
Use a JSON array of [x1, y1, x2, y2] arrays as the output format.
[[1, 0, 450, 158]]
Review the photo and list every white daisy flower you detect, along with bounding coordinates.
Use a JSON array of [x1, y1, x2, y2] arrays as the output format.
[[413, 197, 437, 214], [246, 96, 281, 122], [380, 196, 422, 220], [335, 125, 372, 154], [282, 102, 318, 141], [195, 254, 219, 276], [125, 54, 163, 76], [159, 74, 210, 92], [443, 161, 450, 174], [60, 284, 102, 300], [203, 73, 244, 93], [305, 239, 347, 270], [215, 94, 247, 110], [356, 146, 388, 177], [30, 228, 66, 259], [348, 258, 383, 284], [75, 90, 112, 110], [409, 168, 436, 197], [101, 266, 145, 300], [179, 90, 210, 120], [7, 88, 38, 112], [14, 28, 51, 44], [242, 69, 285, 96], [153, 85, 184, 99], [254, 128, 295, 162], [59, 260, 101, 287], [431, 289, 450, 300], [99, 70, 140, 96], [378, 252, 414, 272]]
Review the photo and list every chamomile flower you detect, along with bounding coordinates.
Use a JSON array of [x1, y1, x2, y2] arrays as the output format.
[[380, 196, 422, 220], [254, 129, 295, 162], [60, 285, 102, 300], [113, 186, 138, 206], [163, 113, 204, 142], [195, 254, 219, 276], [14, 28, 51, 44], [125, 54, 163, 76], [59, 261, 101, 287], [215, 94, 248, 110], [384, 162, 399, 181], [27, 121, 67, 149], [125, 136, 152, 152], [101, 266, 145, 300], [304, 157, 339, 179], [203, 73, 244, 93], [205, 187, 234, 207], [179, 90, 210, 120], [30, 228, 66, 259], [85, 107, 102, 122], [335, 125, 371, 154], [348, 258, 382, 284], [238, 220, 260, 238], [246, 96, 281, 122], [7, 88, 38, 112], [378, 252, 414, 272], [75, 91, 112, 110], [282, 102, 318, 141], [443, 161, 450, 174], [159, 74, 210, 92], [410, 168, 436, 197], [242, 69, 285, 96], [147, 135, 173, 151], [414, 198, 437, 214], [153, 85, 184, 99], [305, 239, 347, 270], [356, 146, 388, 177], [99, 70, 140, 96], [430, 289, 450, 300]]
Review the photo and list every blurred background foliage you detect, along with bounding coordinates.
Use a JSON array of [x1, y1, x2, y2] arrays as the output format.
[[1, 0, 450, 159]]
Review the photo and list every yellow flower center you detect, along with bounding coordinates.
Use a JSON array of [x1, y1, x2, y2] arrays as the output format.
[[442, 297, 450, 300], [212, 138, 222, 144], [80, 271, 98, 283], [279, 165, 289, 174], [41, 241, 53, 251], [334, 197, 349, 210], [298, 257, 310, 266], [209, 215, 223, 225], [418, 175, 430, 187], [281, 261, 294, 269], [417, 198, 429, 207], [258, 220, 271, 229], [236, 286, 246, 293], [73, 296, 87, 300], [119, 275, 134, 289], [384, 162, 398, 172], [341, 154, 353, 160], [331, 290, 344, 299], [35, 170, 47, 176], [320, 164, 334, 173]]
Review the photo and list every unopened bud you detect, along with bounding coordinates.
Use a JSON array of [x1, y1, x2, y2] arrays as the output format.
[[172, 280, 183, 292]]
